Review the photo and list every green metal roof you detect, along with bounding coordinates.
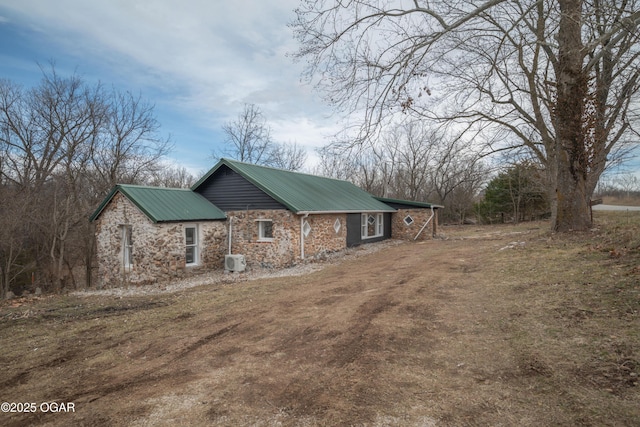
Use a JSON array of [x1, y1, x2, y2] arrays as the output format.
[[193, 158, 396, 213], [374, 197, 444, 209], [90, 184, 227, 223]]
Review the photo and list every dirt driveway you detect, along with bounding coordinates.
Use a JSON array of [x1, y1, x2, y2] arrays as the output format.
[[1, 222, 639, 426]]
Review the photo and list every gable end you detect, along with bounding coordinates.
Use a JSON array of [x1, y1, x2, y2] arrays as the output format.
[[195, 165, 286, 211]]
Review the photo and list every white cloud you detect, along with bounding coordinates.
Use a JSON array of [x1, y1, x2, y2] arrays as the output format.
[[0, 0, 337, 155]]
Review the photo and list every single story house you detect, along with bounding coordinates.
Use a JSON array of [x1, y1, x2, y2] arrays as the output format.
[[90, 158, 442, 287]]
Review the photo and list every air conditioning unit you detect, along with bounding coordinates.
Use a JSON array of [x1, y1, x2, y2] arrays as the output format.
[[225, 254, 246, 272]]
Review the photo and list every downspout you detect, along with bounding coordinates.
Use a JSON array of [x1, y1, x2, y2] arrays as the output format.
[[414, 206, 435, 240], [300, 213, 309, 260], [228, 216, 233, 255]]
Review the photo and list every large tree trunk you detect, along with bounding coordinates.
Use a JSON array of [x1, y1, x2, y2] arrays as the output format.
[[553, 0, 592, 232], [555, 154, 592, 231]]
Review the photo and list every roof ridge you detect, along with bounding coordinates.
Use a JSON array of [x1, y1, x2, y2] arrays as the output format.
[[117, 184, 191, 191], [220, 158, 354, 184]]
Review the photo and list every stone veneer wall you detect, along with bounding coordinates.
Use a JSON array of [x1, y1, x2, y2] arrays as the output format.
[[95, 197, 439, 287], [391, 208, 439, 241], [94, 193, 227, 287], [226, 209, 297, 269], [301, 213, 347, 260], [227, 210, 348, 269]]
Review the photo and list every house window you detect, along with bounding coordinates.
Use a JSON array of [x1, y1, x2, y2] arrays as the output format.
[[257, 219, 274, 242], [121, 225, 133, 268], [303, 220, 312, 238], [185, 226, 198, 265], [333, 218, 341, 234], [404, 215, 414, 226], [361, 213, 384, 239]]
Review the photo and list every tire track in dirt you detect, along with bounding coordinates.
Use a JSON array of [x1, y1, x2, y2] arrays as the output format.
[[174, 322, 242, 359], [329, 290, 400, 368], [242, 244, 433, 423], [3, 236, 524, 426], [10, 321, 243, 427]]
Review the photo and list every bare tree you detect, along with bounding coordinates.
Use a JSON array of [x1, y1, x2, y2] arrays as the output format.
[[268, 141, 308, 171], [387, 121, 434, 200], [0, 66, 170, 294], [292, 0, 640, 231], [218, 103, 307, 170], [90, 88, 171, 189], [0, 186, 33, 299], [433, 154, 489, 224], [313, 145, 361, 182], [147, 164, 196, 188], [0, 68, 104, 290], [315, 120, 489, 222], [615, 173, 640, 199], [219, 103, 274, 165], [377, 120, 488, 216]]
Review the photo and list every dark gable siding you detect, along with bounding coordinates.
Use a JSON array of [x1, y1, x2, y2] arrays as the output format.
[[195, 165, 286, 211]]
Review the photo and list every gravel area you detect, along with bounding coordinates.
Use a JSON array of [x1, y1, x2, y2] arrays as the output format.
[[74, 239, 405, 298]]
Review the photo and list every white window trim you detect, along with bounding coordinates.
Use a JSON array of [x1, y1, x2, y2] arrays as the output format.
[[376, 213, 383, 235], [361, 213, 384, 239], [256, 219, 274, 242], [121, 225, 133, 269], [185, 225, 199, 266]]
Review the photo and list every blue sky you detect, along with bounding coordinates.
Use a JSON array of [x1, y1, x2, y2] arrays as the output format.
[[1, 1, 638, 184], [0, 0, 339, 176]]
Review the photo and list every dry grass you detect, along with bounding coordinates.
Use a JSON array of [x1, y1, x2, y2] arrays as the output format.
[[0, 212, 638, 426], [602, 194, 640, 206]]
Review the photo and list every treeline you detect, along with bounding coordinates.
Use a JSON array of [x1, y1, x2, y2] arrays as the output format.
[[317, 120, 638, 225], [313, 121, 489, 224], [596, 174, 640, 201], [597, 188, 640, 200], [0, 68, 193, 299], [2, 68, 635, 298], [311, 122, 555, 225], [313, 125, 554, 224]]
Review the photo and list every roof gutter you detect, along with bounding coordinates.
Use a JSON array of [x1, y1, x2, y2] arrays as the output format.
[[294, 209, 395, 215]]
